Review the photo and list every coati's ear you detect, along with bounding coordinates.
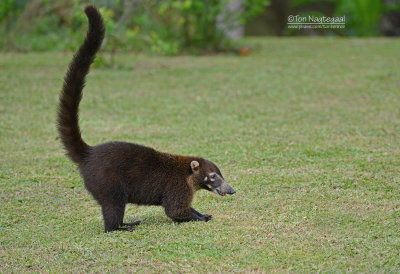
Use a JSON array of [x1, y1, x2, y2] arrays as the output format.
[[190, 161, 200, 173]]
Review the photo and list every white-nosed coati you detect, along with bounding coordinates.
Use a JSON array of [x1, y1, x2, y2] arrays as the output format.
[[58, 5, 236, 233]]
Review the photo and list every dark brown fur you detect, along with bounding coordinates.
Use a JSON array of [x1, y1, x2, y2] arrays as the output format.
[[57, 6, 234, 233]]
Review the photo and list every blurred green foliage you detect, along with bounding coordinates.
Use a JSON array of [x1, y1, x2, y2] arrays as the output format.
[[0, 0, 269, 54], [335, 0, 383, 36]]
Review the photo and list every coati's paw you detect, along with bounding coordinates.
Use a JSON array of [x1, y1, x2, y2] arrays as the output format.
[[122, 221, 141, 232], [203, 214, 212, 222]]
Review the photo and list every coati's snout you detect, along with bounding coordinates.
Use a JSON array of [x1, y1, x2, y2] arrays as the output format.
[[190, 160, 236, 196], [204, 171, 236, 196]]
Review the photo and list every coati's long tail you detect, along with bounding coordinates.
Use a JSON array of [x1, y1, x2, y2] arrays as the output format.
[[57, 6, 105, 164]]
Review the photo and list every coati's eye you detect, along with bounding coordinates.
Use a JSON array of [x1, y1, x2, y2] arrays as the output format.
[[209, 173, 216, 179]]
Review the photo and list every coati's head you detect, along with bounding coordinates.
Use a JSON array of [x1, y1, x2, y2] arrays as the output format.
[[190, 159, 236, 196]]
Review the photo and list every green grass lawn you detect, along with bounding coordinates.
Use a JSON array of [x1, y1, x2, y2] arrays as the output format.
[[1, 38, 400, 272]]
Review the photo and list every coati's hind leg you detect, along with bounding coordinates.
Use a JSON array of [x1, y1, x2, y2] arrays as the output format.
[[100, 201, 141, 232], [101, 201, 126, 232], [191, 207, 212, 222]]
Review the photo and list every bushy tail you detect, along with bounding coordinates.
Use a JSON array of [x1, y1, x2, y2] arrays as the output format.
[[57, 6, 105, 164]]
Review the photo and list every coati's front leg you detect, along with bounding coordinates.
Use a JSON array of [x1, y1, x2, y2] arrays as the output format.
[[164, 205, 204, 222], [163, 196, 207, 222], [191, 207, 212, 222], [163, 182, 210, 222]]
